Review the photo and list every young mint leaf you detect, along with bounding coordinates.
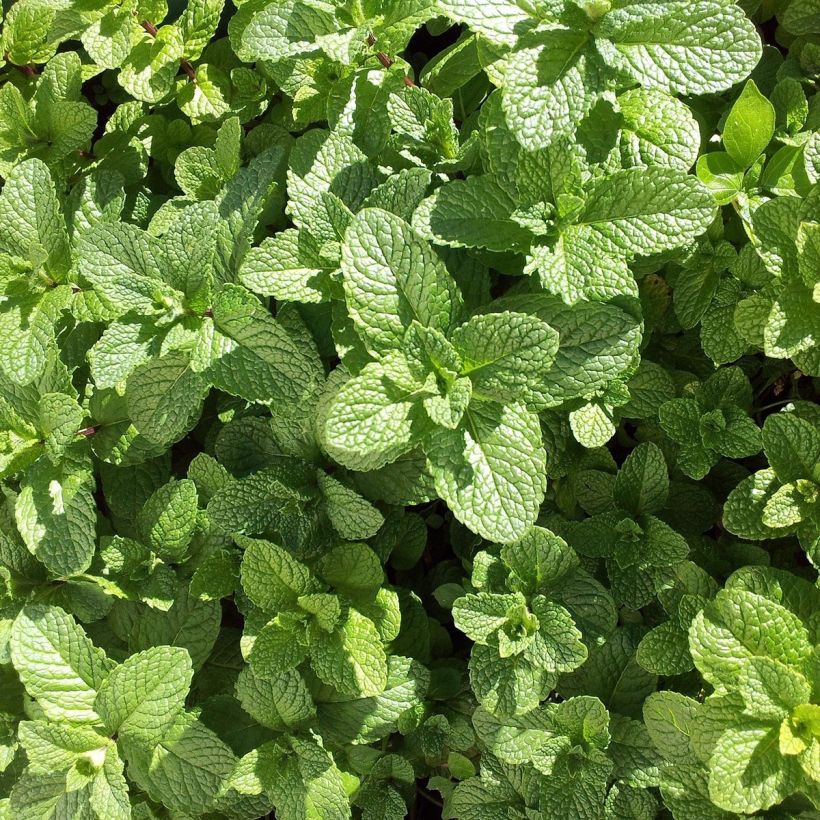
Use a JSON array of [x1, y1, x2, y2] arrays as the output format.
[[723, 80, 776, 169]]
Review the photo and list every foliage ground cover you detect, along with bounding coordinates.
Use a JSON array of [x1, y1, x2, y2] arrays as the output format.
[[0, 0, 819, 818]]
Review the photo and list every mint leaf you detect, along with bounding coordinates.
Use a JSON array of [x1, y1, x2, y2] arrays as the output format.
[[426, 401, 546, 543], [723, 80, 775, 168], [11, 605, 114, 724], [95, 646, 192, 743], [341, 208, 461, 355], [501, 29, 599, 151], [577, 168, 716, 257], [598, 1, 762, 96]]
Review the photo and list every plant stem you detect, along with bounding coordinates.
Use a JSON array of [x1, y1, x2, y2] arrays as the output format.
[[181, 60, 197, 81], [4, 53, 38, 76], [366, 33, 416, 87], [140, 20, 197, 82]]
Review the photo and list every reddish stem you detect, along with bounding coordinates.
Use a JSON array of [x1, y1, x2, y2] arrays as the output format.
[[77, 426, 97, 438], [181, 60, 197, 82], [141, 20, 196, 81], [3, 53, 37, 76], [367, 37, 416, 87]]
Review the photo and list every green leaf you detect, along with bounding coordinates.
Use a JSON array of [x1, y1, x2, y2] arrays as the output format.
[[738, 657, 811, 721], [205, 463, 315, 536], [240, 229, 333, 304], [314, 655, 430, 745], [9, 749, 129, 820], [113, 588, 221, 671], [239, 535, 317, 612], [317, 473, 385, 540], [643, 690, 699, 765], [78, 223, 169, 317], [18, 720, 112, 775], [453, 592, 523, 644], [236, 666, 315, 731], [707, 724, 800, 813], [249, 620, 308, 675], [469, 642, 551, 717], [452, 312, 558, 405], [123, 711, 236, 815], [237, 0, 341, 63], [323, 356, 431, 472], [38, 393, 83, 463], [689, 589, 812, 688], [341, 208, 461, 355], [528, 229, 636, 304], [0, 286, 71, 387], [617, 88, 701, 171], [724, 468, 786, 539], [260, 735, 350, 820], [723, 80, 775, 168], [613, 442, 669, 516], [781, 0, 820, 35], [501, 526, 579, 595], [598, 1, 762, 96], [181, 0, 225, 60], [88, 320, 161, 389], [206, 285, 321, 408], [316, 542, 384, 597], [696, 152, 744, 205], [762, 412, 820, 484], [636, 621, 693, 675], [16, 459, 97, 577], [120, 26, 185, 104], [10, 605, 114, 724], [0, 159, 69, 280], [82, 5, 135, 69], [310, 607, 388, 696], [137, 479, 199, 561], [95, 646, 193, 743], [437, 0, 533, 47], [416, 175, 533, 252], [501, 29, 599, 150], [426, 401, 546, 544], [569, 401, 616, 448], [577, 168, 716, 257], [127, 352, 208, 446]]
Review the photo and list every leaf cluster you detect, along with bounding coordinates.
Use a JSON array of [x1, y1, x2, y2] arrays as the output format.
[[0, 0, 818, 819]]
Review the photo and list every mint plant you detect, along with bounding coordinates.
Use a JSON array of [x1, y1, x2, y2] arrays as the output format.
[[0, 0, 819, 818], [659, 366, 762, 479]]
